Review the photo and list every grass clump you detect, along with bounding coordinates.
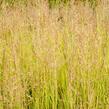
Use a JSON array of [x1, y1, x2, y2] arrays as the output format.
[[0, 0, 109, 109]]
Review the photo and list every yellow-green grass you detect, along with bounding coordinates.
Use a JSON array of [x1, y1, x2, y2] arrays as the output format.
[[0, 1, 109, 109]]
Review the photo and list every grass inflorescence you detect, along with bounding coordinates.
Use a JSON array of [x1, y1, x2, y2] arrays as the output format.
[[0, 0, 109, 109]]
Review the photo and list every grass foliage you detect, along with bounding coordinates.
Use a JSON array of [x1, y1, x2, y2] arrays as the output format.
[[0, 0, 99, 8], [0, 0, 109, 109]]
